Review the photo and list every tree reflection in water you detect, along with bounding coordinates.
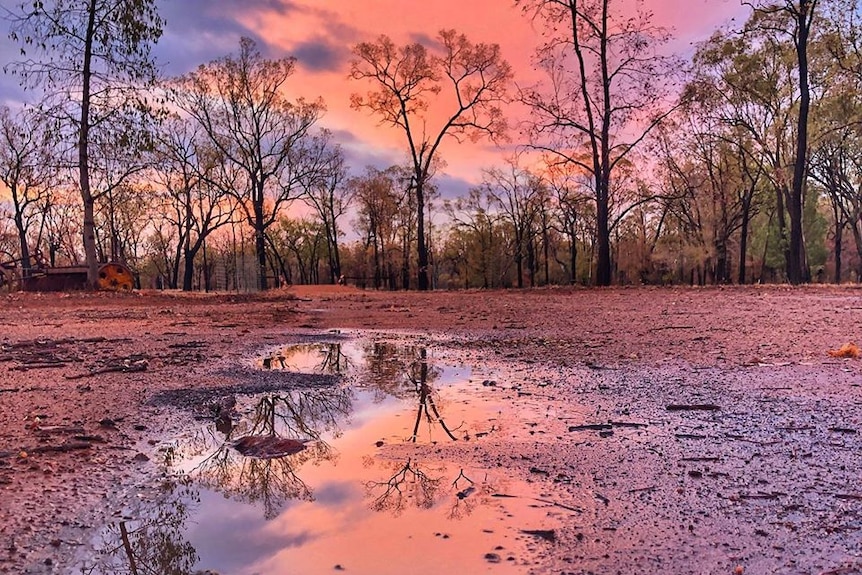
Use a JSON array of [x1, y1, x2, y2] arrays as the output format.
[[366, 457, 443, 515], [188, 382, 353, 520], [362, 343, 495, 518], [79, 478, 200, 575], [83, 339, 507, 573], [362, 343, 461, 442], [365, 457, 497, 520], [260, 341, 354, 374]]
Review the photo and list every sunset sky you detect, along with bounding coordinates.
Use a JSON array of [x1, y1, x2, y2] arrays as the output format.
[[0, 0, 748, 197]]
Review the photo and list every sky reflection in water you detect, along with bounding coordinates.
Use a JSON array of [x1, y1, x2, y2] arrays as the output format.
[[83, 338, 557, 575]]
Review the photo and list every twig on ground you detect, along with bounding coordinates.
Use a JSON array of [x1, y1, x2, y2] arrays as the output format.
[[667, 404, 720, 411]]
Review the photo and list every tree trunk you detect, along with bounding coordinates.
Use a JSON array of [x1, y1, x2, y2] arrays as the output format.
[[739, 204, 751, 284], [569, 215, 578, 284], [80, 0, 99, 289], [515, 240, 524, 289], [850, 222, 862, 281], [255, 227, 267, 290], [715, 238, 729, 284], [595, 192, 612, 286], [13, 212, 31, 279], [402, 233, 411, 290], [788, 0, 813, 284], [833, 220, 843, 284], [373, 236, 382, 289], [776, 184, 791, 279], [202, 238, 210, 292], [182, 252, 194, 290], [543, 225, 550, 286], [416, 180, 429, 290], [570, 239, 578, 285], [119, 522, 139, 575]]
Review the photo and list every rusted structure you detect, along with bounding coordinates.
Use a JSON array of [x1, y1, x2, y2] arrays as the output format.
[[0, 254, 135, 292]]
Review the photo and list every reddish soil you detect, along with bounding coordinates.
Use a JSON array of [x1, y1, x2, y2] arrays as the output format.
[[1, 285, 861, 574]]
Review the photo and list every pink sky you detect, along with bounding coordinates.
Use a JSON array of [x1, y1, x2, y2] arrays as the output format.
[[229, 0, 747, 189], [0, 0, 750, 200]]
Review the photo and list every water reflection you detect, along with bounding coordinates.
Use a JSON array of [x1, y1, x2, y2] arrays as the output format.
[[198, 343, 464, 518], [359, 344, 477, 517], [84, 338, 538, 575], [187, 385, 352, 519], [259, 341, 355, 374], [365, 458, 495, 521], [362, 343, 462, 442], [79, 479, 199, 575]]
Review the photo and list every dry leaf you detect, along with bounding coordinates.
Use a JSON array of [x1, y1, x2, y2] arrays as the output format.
[[828, 342, 861, 359]]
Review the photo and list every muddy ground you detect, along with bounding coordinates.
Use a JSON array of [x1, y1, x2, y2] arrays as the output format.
[[1, 284, 861, 574]]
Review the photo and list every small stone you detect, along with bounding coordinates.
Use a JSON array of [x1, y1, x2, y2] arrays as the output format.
[[334, 565, 345, 571], [133, 425, 147, 431], [98, 419, 116, 428], [484, 553, 501, 563], [132, 453, 149, 462]]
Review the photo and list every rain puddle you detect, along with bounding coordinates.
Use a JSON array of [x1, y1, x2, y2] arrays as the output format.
[[75, 336, 561, 574]]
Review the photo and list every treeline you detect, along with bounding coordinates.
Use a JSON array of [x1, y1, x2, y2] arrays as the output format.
[[0, 1, 859, 291]]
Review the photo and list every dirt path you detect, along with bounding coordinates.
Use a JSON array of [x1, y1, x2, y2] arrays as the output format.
[[1, 285, 861, 574]]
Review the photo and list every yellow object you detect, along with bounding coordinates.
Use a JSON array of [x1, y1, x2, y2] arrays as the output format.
[[827, 342, 861, 359], [97, 263, 134, 291]]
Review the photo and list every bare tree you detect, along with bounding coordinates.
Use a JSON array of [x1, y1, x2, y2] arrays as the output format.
[[350, 29, 512, 290], [172, 37, 325, 291], [518, 0, 682, 286], [151, 115, 239, 290], [543, 160, 592, 284], [300, 134, 351, 284], [87, 112, 155, 265], [481, 159, 545, 288], [0, 105, 54, 279], [6, 0, 164, 287]]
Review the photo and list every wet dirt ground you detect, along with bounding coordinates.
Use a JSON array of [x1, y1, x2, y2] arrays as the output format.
[[1, 284, 861, 574]]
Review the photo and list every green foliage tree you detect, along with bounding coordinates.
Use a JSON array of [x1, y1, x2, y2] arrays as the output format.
[[348, 166, 412, 289], [6, 0, 163, 287], [443, 186, 505, 288], [743, 1, 820, 283]]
